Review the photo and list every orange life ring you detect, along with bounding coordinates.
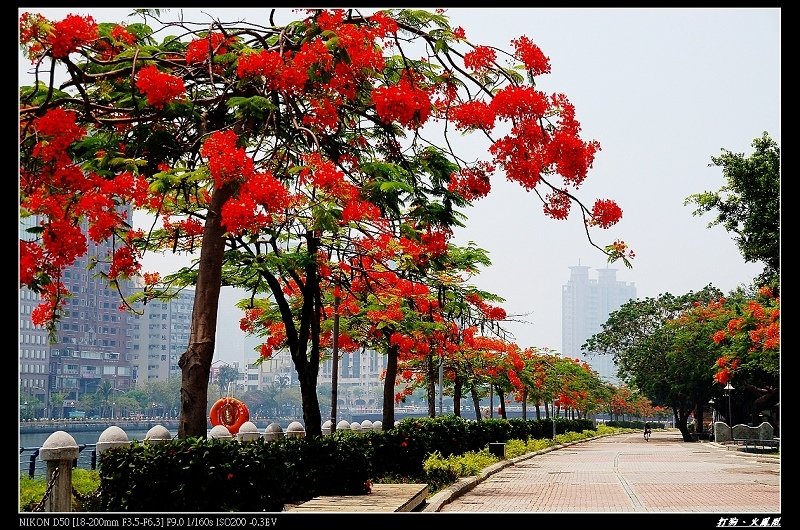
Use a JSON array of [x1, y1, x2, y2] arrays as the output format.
[[209, 397, 250, 435]]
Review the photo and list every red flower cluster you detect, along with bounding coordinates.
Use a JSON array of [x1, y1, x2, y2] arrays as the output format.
[[19, 12, 49, 58], [341, 199, 381, 223], [43, 218, 87, 269], [372, 78, 432, 129], [186, 32, 233, 64], [511, 36, 551, 76], [200, 130, 254, 187], [48, 14, 98, 58], [32, 109, 85, 165], [221, 170, 290, 235], [543, 191, 572, 220], [107, 246, 141, 280], [31, 283, 67, 327], [448, 163, 494, 201], [589, 199, 623, 228], [19, 240, 43, 286], [463, 45, 497, 70], [136, 65, 186, 108], [237, 49, 284, 82], [449, 101, 495, 131]]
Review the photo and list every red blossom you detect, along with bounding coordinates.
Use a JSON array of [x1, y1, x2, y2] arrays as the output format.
[[136, 65, 186, 108], [590, 199, 623, 228], [372, 78, 432, 129], [511, 35, 551, 75], [186, 32, 233, 64], [107, 246, 141, 280], [201, 130, 254, 187], [449, 100, 495, 131], [31, 282, 68, 327], [48, 14, 98, 58], [464, 46, 496, 70]]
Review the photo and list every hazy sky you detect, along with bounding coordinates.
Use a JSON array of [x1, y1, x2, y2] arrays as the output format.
[[20, 8, 780, 366]]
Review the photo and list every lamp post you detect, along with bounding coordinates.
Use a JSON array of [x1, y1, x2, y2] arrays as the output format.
[[724, 382, 734, 440], [708, 398, 715, 441]]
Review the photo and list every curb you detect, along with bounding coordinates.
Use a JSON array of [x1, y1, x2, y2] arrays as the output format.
[[422, 434, 610, 512]]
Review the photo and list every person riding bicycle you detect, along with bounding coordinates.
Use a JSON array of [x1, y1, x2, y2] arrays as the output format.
[[644, 422, 652, 439]]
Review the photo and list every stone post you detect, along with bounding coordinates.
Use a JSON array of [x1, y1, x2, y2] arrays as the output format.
[[39, 431, 79, 512]]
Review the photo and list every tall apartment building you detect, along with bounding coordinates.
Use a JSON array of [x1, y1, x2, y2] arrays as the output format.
[[19, 214, 135, 416], [562, 265, 636, 385], [129, 287, 194, 383]]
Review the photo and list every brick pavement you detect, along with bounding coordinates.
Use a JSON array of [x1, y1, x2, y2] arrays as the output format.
[[437, 430, 780, 513]]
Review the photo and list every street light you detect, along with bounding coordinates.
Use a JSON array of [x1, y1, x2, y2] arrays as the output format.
[[724, 382, 734, 440], [708, 398, 715, 441]]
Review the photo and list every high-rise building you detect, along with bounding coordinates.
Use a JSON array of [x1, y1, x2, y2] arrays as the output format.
[[19, 214, 135, 417], [562, 265, 636, 384], [129, 287, 194, 383]]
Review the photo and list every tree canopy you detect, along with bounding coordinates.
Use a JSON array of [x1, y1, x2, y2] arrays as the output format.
[[685, 132, 780, 288], [19, 8, 630, 437]]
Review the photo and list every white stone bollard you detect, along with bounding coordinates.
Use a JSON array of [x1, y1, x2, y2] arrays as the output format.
[[144, 425, 172, 445], [263, 422, 284, 441], [360, 420, 373, 431], [39, 431, 79, 512], [336, 420, 351, 431], [322, 420, 333, 435], [350, 421, 362, 432], [97, 426, 131, 453], [237, 421, 261, 442], [209, 425, 233, 440], [372, 420, 383, 431], [286, 421, 305, 439]]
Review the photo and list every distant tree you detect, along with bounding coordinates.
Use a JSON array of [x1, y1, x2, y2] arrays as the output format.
[[708, 286, 779, 426], [95, 379, 116, 418], [583, 285, 723, 441], [685, 132, 780, 287], [49, 391, 66, 419], [216, 365, 240, 395]]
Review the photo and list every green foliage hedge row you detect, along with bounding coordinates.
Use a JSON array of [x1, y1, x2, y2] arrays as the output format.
[[98, 434, 372, 511], [64, 415, 595, 511]]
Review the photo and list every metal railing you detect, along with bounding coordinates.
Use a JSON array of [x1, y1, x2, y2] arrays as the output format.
[[20, 444, 97, 479]]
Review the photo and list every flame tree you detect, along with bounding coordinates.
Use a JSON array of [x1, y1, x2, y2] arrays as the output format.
[[20, 8, 629, 438]]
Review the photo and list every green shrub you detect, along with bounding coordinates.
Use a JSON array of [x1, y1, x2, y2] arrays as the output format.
[[422, 449, 499, 493]]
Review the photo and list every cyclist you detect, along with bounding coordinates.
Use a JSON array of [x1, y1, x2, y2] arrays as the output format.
[[644, 421, 652, 441]]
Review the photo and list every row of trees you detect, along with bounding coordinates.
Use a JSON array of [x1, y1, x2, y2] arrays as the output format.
[[19, 9, 633, 438], [585, 133, 780, 441]]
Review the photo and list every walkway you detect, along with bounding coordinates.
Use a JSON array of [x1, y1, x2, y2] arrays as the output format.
[[437, 430, 780, 513]]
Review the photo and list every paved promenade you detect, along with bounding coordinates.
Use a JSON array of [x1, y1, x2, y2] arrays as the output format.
[[437, 430, 780, 513]]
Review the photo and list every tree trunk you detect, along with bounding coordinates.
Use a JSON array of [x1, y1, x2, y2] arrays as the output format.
[[382, 340, 398, 430], [673, 404, 693, 442], [535, 399, 541, 420], [299, 367, 322, 438], [521, 387, 527, 420], [470, 384, 482, 421], [453, 374, 462, 417], [426, 353, 436, 417], [178, 184, 234, 439], [496, 385, 506, 420]]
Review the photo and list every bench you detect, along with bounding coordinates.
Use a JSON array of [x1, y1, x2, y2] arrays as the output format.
[[731, 438, 780, 451], [286, 483, 429, 512]]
